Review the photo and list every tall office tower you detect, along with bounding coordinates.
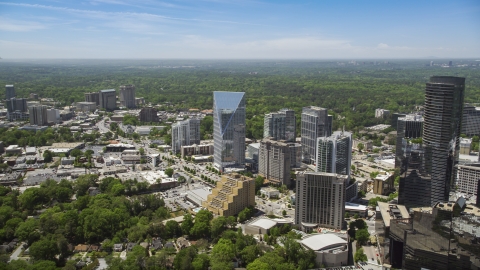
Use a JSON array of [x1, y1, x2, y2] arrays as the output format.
[[119, 85, 136, 109], [263, 109, 296, 142], [28, 105, 48, 126], [139, 107, 159, 122], [461, 103, 480, 136], [5, 85, 15, 100], [424, 76, 465, 205], [213, 91, 246, 172], [295, 172, 347, 231], [455, 164, 480, 195], [84, 92, 100, 105], [258, 138, 291, 186], [99, 89, 117, 111], [46, 108, 59, 123], [287, 142, 302, 168], [301, 106, 332, 164], [171, 118, 201, 153], [395, 114, 423, 167], [6, 98, 28, 113], [315, 131, 352, 176]]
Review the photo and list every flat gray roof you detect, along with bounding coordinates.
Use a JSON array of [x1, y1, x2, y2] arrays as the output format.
[[301, 234, 347, 251]]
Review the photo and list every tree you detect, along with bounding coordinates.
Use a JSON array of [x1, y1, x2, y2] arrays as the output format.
[[282, 210, 287, 216], [181, 213, 194, 235], [29, 237, 59, 261], [238, 207, 254, 223], [255, 176, 265, 192], [354, 248, 368, 262], [192, 253, 210, 270], [165, 167, 174, 177], [70, 148, 83, 158], [43, 150, 53, 163], [356, 229, 370, 245], [165, 220, 181, 238], [211, 239, 236, 268], [139, 147, 145, 155], [211, 216, 227, 238], [357, 143, 364, 152], [173, 246, 197, 270]]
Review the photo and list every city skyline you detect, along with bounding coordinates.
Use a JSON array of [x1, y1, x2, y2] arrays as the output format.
[[0, 0, 479, 59]]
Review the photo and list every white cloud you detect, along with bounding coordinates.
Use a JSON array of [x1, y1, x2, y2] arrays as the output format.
[[0, 18, 46, 32]]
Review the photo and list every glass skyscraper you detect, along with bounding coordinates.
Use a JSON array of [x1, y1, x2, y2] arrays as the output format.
[[213, 91, 246, 171], [263, 109, 296, 142]]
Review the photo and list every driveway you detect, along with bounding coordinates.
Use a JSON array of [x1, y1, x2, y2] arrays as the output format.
[[9, 242, 25, 262]]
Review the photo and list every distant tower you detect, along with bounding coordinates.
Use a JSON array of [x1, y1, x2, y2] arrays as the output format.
[[395, 114, 423, 168], [29, 105, 48, 126], [171, 118, 201, 153], [258, 138, 291, 186], [99, 89, 117, 111], [119, 85, 136, 109], [85, 92, 100, 105], [301, 106, 332, 164], [213, 91, 246, 172], [5, 85, 15, 100], [316, 131, 352, 176], [264, 109, 296, 142]]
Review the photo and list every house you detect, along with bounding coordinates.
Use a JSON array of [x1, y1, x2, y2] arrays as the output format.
[[176, 237, 191, 249], [126, 242, 136, 252], [164, 242, 175, 249], [74, 244, 90, 253], [151, 239, 163, 250], [113, 243, 123, 252], [88, 244, 100, 252], [140, 242, 149, 249], [88, 187, 101, 196]]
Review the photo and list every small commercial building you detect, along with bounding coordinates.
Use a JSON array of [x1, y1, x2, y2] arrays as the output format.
[[244, 217, 292, 235], [344, 202, 368, 218], [259, 187, 280, 199], [5, 145, 22, 155], [373, 172, 394, 195]]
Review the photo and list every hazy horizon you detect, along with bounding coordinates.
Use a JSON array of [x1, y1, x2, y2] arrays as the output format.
[[1, 0, 479, 59]]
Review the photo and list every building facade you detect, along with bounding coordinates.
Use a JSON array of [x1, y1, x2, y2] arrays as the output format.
[[84, 92, 100, 105], [263, 109, 296, 142], [461, 103, 480, 136], [46, 109, 59, 123], [287, 142, 302, 168], [99, 89, 117, 111], [139, 107, 159, 122], [202, 173, 255, 216], [315, 131, 352, 176], [6, 98, 27, 113], [301, 106, 332, 164], [76, 102, 97, 112], [258, 138, 291, 186], [28, 105, 48, 126], [395, 114, 423, 167], [213, 91, 246, 171], [5, 85, 15, 100], [375, 108, 391, 118], [295, 172, 346, 231], [180, 143, 213, 158], [119, 85, 136, 109], [171, 118, 201, 153], [423, 76, 465, 206], [456, 164, 480, 195]]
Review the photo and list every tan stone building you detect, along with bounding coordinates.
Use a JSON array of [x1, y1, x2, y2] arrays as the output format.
[[258, 138, 291, 186], [202, 173, 255, 216], [373, 172, 395, 195]]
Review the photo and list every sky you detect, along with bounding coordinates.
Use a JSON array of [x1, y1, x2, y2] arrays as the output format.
[[0, 0, 479, 59]]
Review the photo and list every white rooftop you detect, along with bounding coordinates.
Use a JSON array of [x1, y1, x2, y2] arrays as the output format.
[[301, 234, 347, 251], [345, 202, 368, 211], [249, 218, 277, 230]]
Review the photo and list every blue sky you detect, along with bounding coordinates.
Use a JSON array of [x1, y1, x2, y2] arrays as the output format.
[[0, 0, 479, 59]]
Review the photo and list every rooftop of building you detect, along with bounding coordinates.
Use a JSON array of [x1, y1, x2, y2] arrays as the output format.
[[399, 114, 424, 121], [300, 233, 347, 252], [377, 201, 410, 227], [345, 202, 368, 211], [185, 187, 211, 203], [51, 142, 84, 148], [100, 89, 116, 93], [374, 172, 392, 181]]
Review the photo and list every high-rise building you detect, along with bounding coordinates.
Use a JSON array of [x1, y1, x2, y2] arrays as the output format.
[[76, 102, 97, 112], [171, 118, 201, 153], [399, 76, 465, 207], [424, 76, 465, 205], [455, 164, 480, 196], [295, 172, 346, 231], [461, 103, 480, 136], [46, 108, 59, 123], [287, 142, 302, 168], [5, 85, 15, 100], [139, 107, 159, 122], [84, 92, 100, 105], [213, 91, 246, 172], [202, 173, 255, 216], [6, 98, 28, 113], [301, 106, 332, 164], [99, 89, 117, 111], [395, 114, 423, 167], [315, 131, 352, 176], [375, 108, 390, 118], [258, 138, 291, 186], [263, 109, 296, 142], [119, 85, 136, 109], [29, 105, 48, 126]]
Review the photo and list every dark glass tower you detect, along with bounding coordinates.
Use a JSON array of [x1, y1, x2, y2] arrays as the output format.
[[423, 76, 465, 205]]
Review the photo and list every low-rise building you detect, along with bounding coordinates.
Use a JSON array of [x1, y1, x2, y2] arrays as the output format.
[[300, 233, 348, 267], [373, 172, 394, 195], [202, 173, 255, 217], [180, 143, 213, 158], [5, 145, 22, 155], [61, 157, 75, 165], [344, 202, 368, 218], [244, 217, 292, 235], [185, 187, 212, 206], [259, 187, 280, 199]]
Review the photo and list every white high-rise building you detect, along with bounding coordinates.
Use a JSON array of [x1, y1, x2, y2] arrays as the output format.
[[316, 131, 352, 176], [301, 106, 332, 164], [213, 91, 246, 172], [171, 118, 201, 153], [295, 172, 346, 231]]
